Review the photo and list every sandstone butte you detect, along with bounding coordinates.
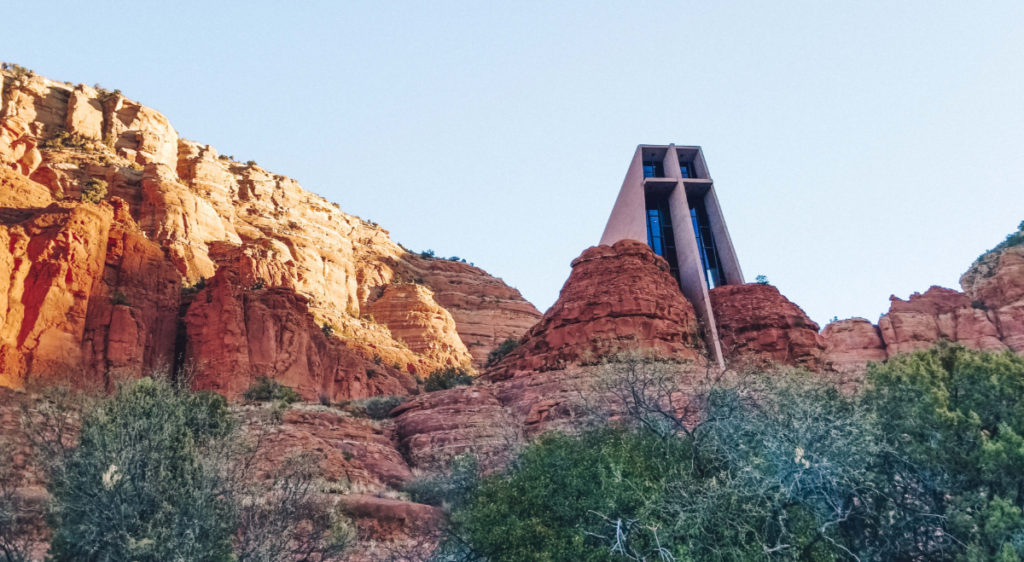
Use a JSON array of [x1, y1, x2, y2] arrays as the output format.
[[0, 67, 541, 399]]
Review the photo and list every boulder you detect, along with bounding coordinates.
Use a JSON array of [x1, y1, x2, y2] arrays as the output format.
[[392, 385, 514, 470]]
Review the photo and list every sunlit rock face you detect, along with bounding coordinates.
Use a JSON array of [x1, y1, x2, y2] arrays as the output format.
[[0, 190, 181, 390], [877, 286, 1006, 355], [961, 227, 1024, 352], [0, 67, 539, 395]]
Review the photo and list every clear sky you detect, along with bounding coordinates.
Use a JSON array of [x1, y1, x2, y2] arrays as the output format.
[[5, 2, 1024, 325]]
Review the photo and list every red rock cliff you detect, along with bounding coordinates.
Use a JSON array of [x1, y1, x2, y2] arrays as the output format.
[[0, 68, 539, 396], [823, 222, 1024, 372], [0, 182, 180, 389]]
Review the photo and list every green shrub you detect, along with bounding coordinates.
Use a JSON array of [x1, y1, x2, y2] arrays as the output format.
[[402, 454, 478, 510], [975, 220, 1024, 264], [321, 322, 334, 338], [46, 377, 236, 561], [350, 395, 404, 419], [242, 376, 302, 404], [485, 338, 520, 367], [43, 377, 350, 561], [865, 344, 1024, 559], [40, 130, 93, 151], [423, 366, 472, 392], [754, 274, 770, 285], [109, 290, 129, 306], [181, 276, 206, 296], [80, 178, 107, 204], [2, 62, 33, 79], [449, 428, 690, 562], [445, 350, 1024, 561]]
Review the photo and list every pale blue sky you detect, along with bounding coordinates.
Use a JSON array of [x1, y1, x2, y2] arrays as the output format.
[[6, 2, 1024, 325]]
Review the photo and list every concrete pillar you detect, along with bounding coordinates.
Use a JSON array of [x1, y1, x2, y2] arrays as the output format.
[[600, 148, 647, 245], [703, 186, 744, 284], [667, 184, 725, 367], [663, 145, 683, 178], [692, 149, 710, 179]]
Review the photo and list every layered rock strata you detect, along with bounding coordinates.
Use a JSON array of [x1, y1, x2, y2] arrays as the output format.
[[961, 226, 1024, 352], [0, 193, 180, 389], [183, 267, 417, 402], [0, 67, 539, 394], [486, 240, 703, 380], [709, 283, 826, 370], [821, 318, 887, 374], [823, 223, 1024, 372], [878, 286, 1005, 355]]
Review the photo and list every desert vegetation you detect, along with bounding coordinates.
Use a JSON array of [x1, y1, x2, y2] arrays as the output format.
[[423, 367, 473, 392], [2, 376, 352, 561], [5, 346, 1024, 561], [243, 376, 303, 405], [79, 178, 107, 204], [485, 338, 520, 367], [346, 395, 406, 419], [420, 345, 1024, 561]]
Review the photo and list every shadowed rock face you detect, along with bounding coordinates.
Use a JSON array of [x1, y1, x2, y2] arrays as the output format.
[[0, 68, 539, 394], [822, 318, 887, 374], [183, 267, 418, 402], [709, 283, 826, 371], [486, 240, 703, 380], [961, 228, 1024, 352]]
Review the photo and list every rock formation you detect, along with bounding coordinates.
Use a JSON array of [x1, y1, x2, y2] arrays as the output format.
[[821, 221, 1024, 372], [486, 240, 703, 380], [393, 385, 516, 470], [0, 193, 180, 390], [821, 318, 887, 374], [367, 283, 472, 369], [709, 283, 826, 370], [0, 67, 540, 395], [878, 286, 1005, 355], [183, 267, 417, 402], [961, 223, 1024, 352], [414, 257, 541, 367]]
